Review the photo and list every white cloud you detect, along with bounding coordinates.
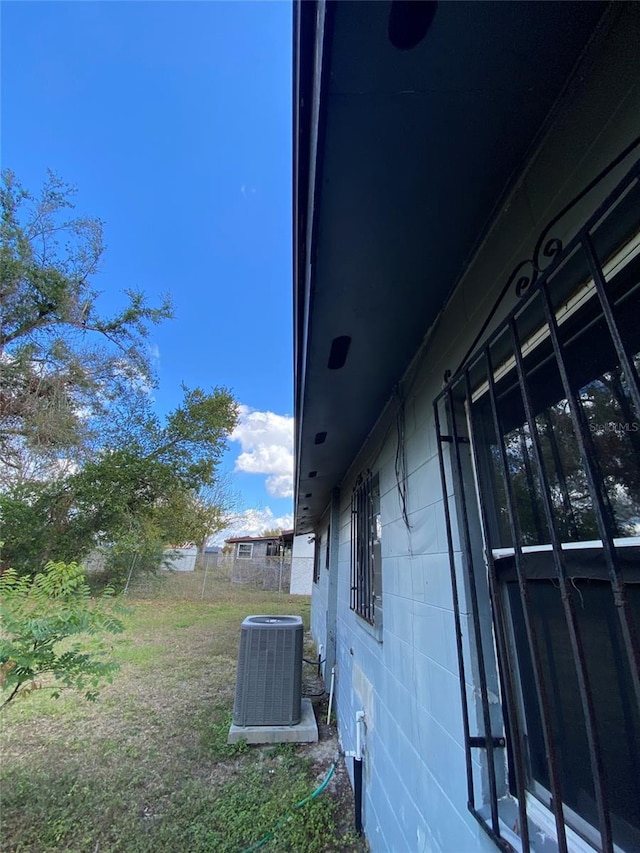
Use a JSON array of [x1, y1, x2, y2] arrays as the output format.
[[112, 356, 154, 396], [210, 507, 294, 545], [231, 405, 293, 498], [265, 474, 294, 499]]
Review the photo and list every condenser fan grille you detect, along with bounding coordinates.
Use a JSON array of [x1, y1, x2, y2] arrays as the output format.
[[233, 615, 303, 726]]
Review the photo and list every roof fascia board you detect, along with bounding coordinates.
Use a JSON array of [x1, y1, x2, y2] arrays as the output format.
[[293, 0, 332, 524]]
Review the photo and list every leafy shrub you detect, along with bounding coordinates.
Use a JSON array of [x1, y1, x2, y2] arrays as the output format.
[[0, 559, 124, 707]]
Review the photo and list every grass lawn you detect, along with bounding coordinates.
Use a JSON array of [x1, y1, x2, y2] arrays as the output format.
[[0, 568, 366, 852]]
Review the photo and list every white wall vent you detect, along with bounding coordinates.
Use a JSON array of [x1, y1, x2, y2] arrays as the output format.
[[233, 615, 303, 726]]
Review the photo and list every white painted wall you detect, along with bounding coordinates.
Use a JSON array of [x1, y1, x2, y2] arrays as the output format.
[[290, 534, 315, 595], [162, 547, 197, 572]]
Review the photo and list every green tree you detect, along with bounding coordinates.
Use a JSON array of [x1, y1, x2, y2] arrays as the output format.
[[98, 385, 238, 488], [0, 169, 172, 479], [154, 474, 242, 554], [0, 170, 240, 586], [0, 387, 239, 578], [0, 559, 124, 708]]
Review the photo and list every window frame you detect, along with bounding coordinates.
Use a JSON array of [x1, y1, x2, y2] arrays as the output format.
[[236, 542, 253, 559], [434, 158, 640, 852], [312, 532, 321, 584], [266, 541, 279, 557], [350, 471, 382, 626]]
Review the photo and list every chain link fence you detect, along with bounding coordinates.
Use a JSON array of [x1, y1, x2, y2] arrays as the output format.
[[88, 550, 313, 600], [209, 552, 291, 592], [122, 552, 292, 600]]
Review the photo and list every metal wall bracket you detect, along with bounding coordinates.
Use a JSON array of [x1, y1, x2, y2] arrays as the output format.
[[439, 434, 470, 445], [468, 736, 506, 749]]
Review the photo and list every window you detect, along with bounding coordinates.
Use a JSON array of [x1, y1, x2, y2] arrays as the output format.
[[312, 526, 330, 584], [350, 472, 382, 625], [266, 541, 279, 557], [435, 161, 640, 851], [313, 533, 321, 584], [236, 542, 253, 559]]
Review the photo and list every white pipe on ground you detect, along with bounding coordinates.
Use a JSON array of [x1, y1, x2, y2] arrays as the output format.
[[327, 665, 336, 725]]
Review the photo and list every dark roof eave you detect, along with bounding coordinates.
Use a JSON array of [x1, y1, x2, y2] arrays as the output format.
[[293, 1, 334, 534], [225, 530, 295, 544]]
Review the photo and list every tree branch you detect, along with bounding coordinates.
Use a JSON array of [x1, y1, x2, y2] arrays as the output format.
[[0, 681, 21, 709]]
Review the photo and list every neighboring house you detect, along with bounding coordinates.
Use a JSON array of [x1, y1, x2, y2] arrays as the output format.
[[294, 4, 640, 853], [223, 532, 315, 595], [223, 530, 294, 591], [225, 530, 294, 560]]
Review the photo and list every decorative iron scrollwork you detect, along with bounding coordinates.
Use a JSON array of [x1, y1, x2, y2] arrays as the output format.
[[509, 236, 563, 298], [508, 136, 640, 299], [446, 136, 640, 383]]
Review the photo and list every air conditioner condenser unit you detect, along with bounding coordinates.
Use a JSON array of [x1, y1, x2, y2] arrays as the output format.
[[233, 615, 303, 726]]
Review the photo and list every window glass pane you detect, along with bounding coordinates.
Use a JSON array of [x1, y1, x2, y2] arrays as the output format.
[[534, 403, 596, 541], [459, 180, 640, 852], [479, 280, 640, 546], [555, 279, 640, 540], [372, 478, 382, 616], [507, 579, 640, 850], [591, 182, 640, 295], [313, 534, 321, 583], [475, 246, 640, 849], [350, 473, 380, 624]]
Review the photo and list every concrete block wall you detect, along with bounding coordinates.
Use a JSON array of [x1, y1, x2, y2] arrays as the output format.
[[322, 385, 491, 853], [309, 9, 640, 851]]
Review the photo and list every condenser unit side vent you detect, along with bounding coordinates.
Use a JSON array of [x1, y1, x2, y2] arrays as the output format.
[[233, 615, 303, 726]]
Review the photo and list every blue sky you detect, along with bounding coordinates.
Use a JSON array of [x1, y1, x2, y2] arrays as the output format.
[[2, 1, 295, 536]]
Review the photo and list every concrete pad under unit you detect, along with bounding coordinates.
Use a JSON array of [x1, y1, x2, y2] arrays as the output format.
[[227, 698, 318, 745]]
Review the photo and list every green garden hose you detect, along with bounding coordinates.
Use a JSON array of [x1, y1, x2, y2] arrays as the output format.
[[241, 753, 340, 852]]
